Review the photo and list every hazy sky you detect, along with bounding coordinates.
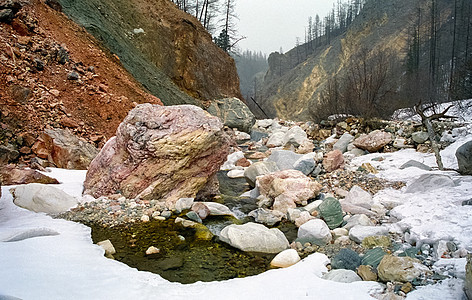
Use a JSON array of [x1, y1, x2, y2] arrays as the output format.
[[235, 0, 336, 54]]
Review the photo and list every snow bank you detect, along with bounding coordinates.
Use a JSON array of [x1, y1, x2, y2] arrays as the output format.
[[0, 169, 383, 300]]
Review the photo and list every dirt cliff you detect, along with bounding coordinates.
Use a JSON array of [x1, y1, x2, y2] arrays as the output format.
[[0, 0, 162, 163]]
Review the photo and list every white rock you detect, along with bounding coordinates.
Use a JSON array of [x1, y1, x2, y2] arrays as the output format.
[[221, 151, 245, 170], [322, 269, 362, 283], [345, 185, 373, 209], [234, 130, 251, 140], [256, 119, 274, 128], [97, 240, 116, 256], [266, 132, 285, 147], [175, 197, 194, 213], [349, 225, 389, 244], [298, 219, 332, 246], [283, 126, 308, 147], [287, 208, 303, 222], [11, 183, 78, 214], [219, 222, 289, 253], [133, 28, 145, 34], [343, 214, 374, 230], [303, 200, 323, 214], [227, 169, 246, 178], [145, 246, 160, 255], [202, 202, 235, 217], [332, 228, 349, 238], [270, 249, 301, 268], [141, 215, 150, 222]]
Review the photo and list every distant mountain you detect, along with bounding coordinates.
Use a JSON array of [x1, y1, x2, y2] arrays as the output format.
[[258, 0, 470, 121]]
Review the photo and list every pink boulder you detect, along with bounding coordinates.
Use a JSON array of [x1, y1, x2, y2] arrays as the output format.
[[83, 104, 231, 208], [323, 150, 345, 172], [353, 130, 393, 153]]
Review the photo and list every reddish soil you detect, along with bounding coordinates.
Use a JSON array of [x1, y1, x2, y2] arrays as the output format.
[[0, 0, 162, 163]]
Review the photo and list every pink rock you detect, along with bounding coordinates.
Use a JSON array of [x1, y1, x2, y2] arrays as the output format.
[[0, 165, 59, 185], [191, 202, 211, 220], [257, 169, 322, 214], [323, 150, 345, 172], [83, 104, 231, 208], [353, 130, 393, 153]]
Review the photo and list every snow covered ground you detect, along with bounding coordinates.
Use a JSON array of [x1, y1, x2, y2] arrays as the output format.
[[1, 128, 471, 299]]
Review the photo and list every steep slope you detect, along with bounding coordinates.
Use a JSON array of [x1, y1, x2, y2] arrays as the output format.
[[259, 0, 454, 121], [56, 0, 242, 106], [0, 0, 161, 156]]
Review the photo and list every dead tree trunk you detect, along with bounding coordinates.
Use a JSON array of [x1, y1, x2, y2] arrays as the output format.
[[415, 103, 457, 170]]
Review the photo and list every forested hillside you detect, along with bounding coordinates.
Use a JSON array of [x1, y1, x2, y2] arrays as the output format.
[[258, 0, 472, 121]]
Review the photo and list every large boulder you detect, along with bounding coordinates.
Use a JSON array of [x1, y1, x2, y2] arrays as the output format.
[[353, 130, 392, 152], [219, 222, 289, 253], [0, 165, 59, 185], [83, 104, 231, 208], [32, 128, 98, 170], [257, 170, 322, 214], [11, 183, 78, 214], [377, 255, 431, 283], [206, 97, 255, 133], [317, 197, 343, 229], [456, 141, 472, 175]]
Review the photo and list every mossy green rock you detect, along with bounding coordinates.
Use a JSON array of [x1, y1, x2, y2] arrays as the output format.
[[362, 235, 392, 249], [318, 197, 343, 229], [361, 247, 387, 268]]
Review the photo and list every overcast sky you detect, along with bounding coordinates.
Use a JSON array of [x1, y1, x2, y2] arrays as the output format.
[[235, 0, 336, 55]]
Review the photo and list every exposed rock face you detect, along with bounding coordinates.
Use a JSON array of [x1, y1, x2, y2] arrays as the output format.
[[0, 144, 19, 164], [456, 141, 472, 175], [353, 130, 393, 153], [257, 170, 322, 214], [0, 165, 59, 185], [219, 222, 289, 254], [207, 98, 255, 133], [83, 104, 230, 208], [32, 128, 98, 170], [11, 183, 78, 214], [57, 0, 242, 105]]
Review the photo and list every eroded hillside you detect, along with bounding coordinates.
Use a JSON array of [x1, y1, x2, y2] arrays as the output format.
[[56, 0, 242, 105]]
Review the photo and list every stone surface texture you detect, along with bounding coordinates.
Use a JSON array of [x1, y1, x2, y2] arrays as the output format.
[[219, 222, 289, 254], [11, 183, 78, 214], [32, 128, 98, 170], [353, 130, 392, 152], [206, 97, 255, 133], [83, 104, 230, 208], [257, 170, 321, 214]]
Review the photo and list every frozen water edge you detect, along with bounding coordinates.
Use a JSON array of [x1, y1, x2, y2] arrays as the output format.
[[0, 173, 383, 300]]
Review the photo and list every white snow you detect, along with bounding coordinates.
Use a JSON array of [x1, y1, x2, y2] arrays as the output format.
[[0, 169, 383, 300], [1, 123, 471, 299]]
